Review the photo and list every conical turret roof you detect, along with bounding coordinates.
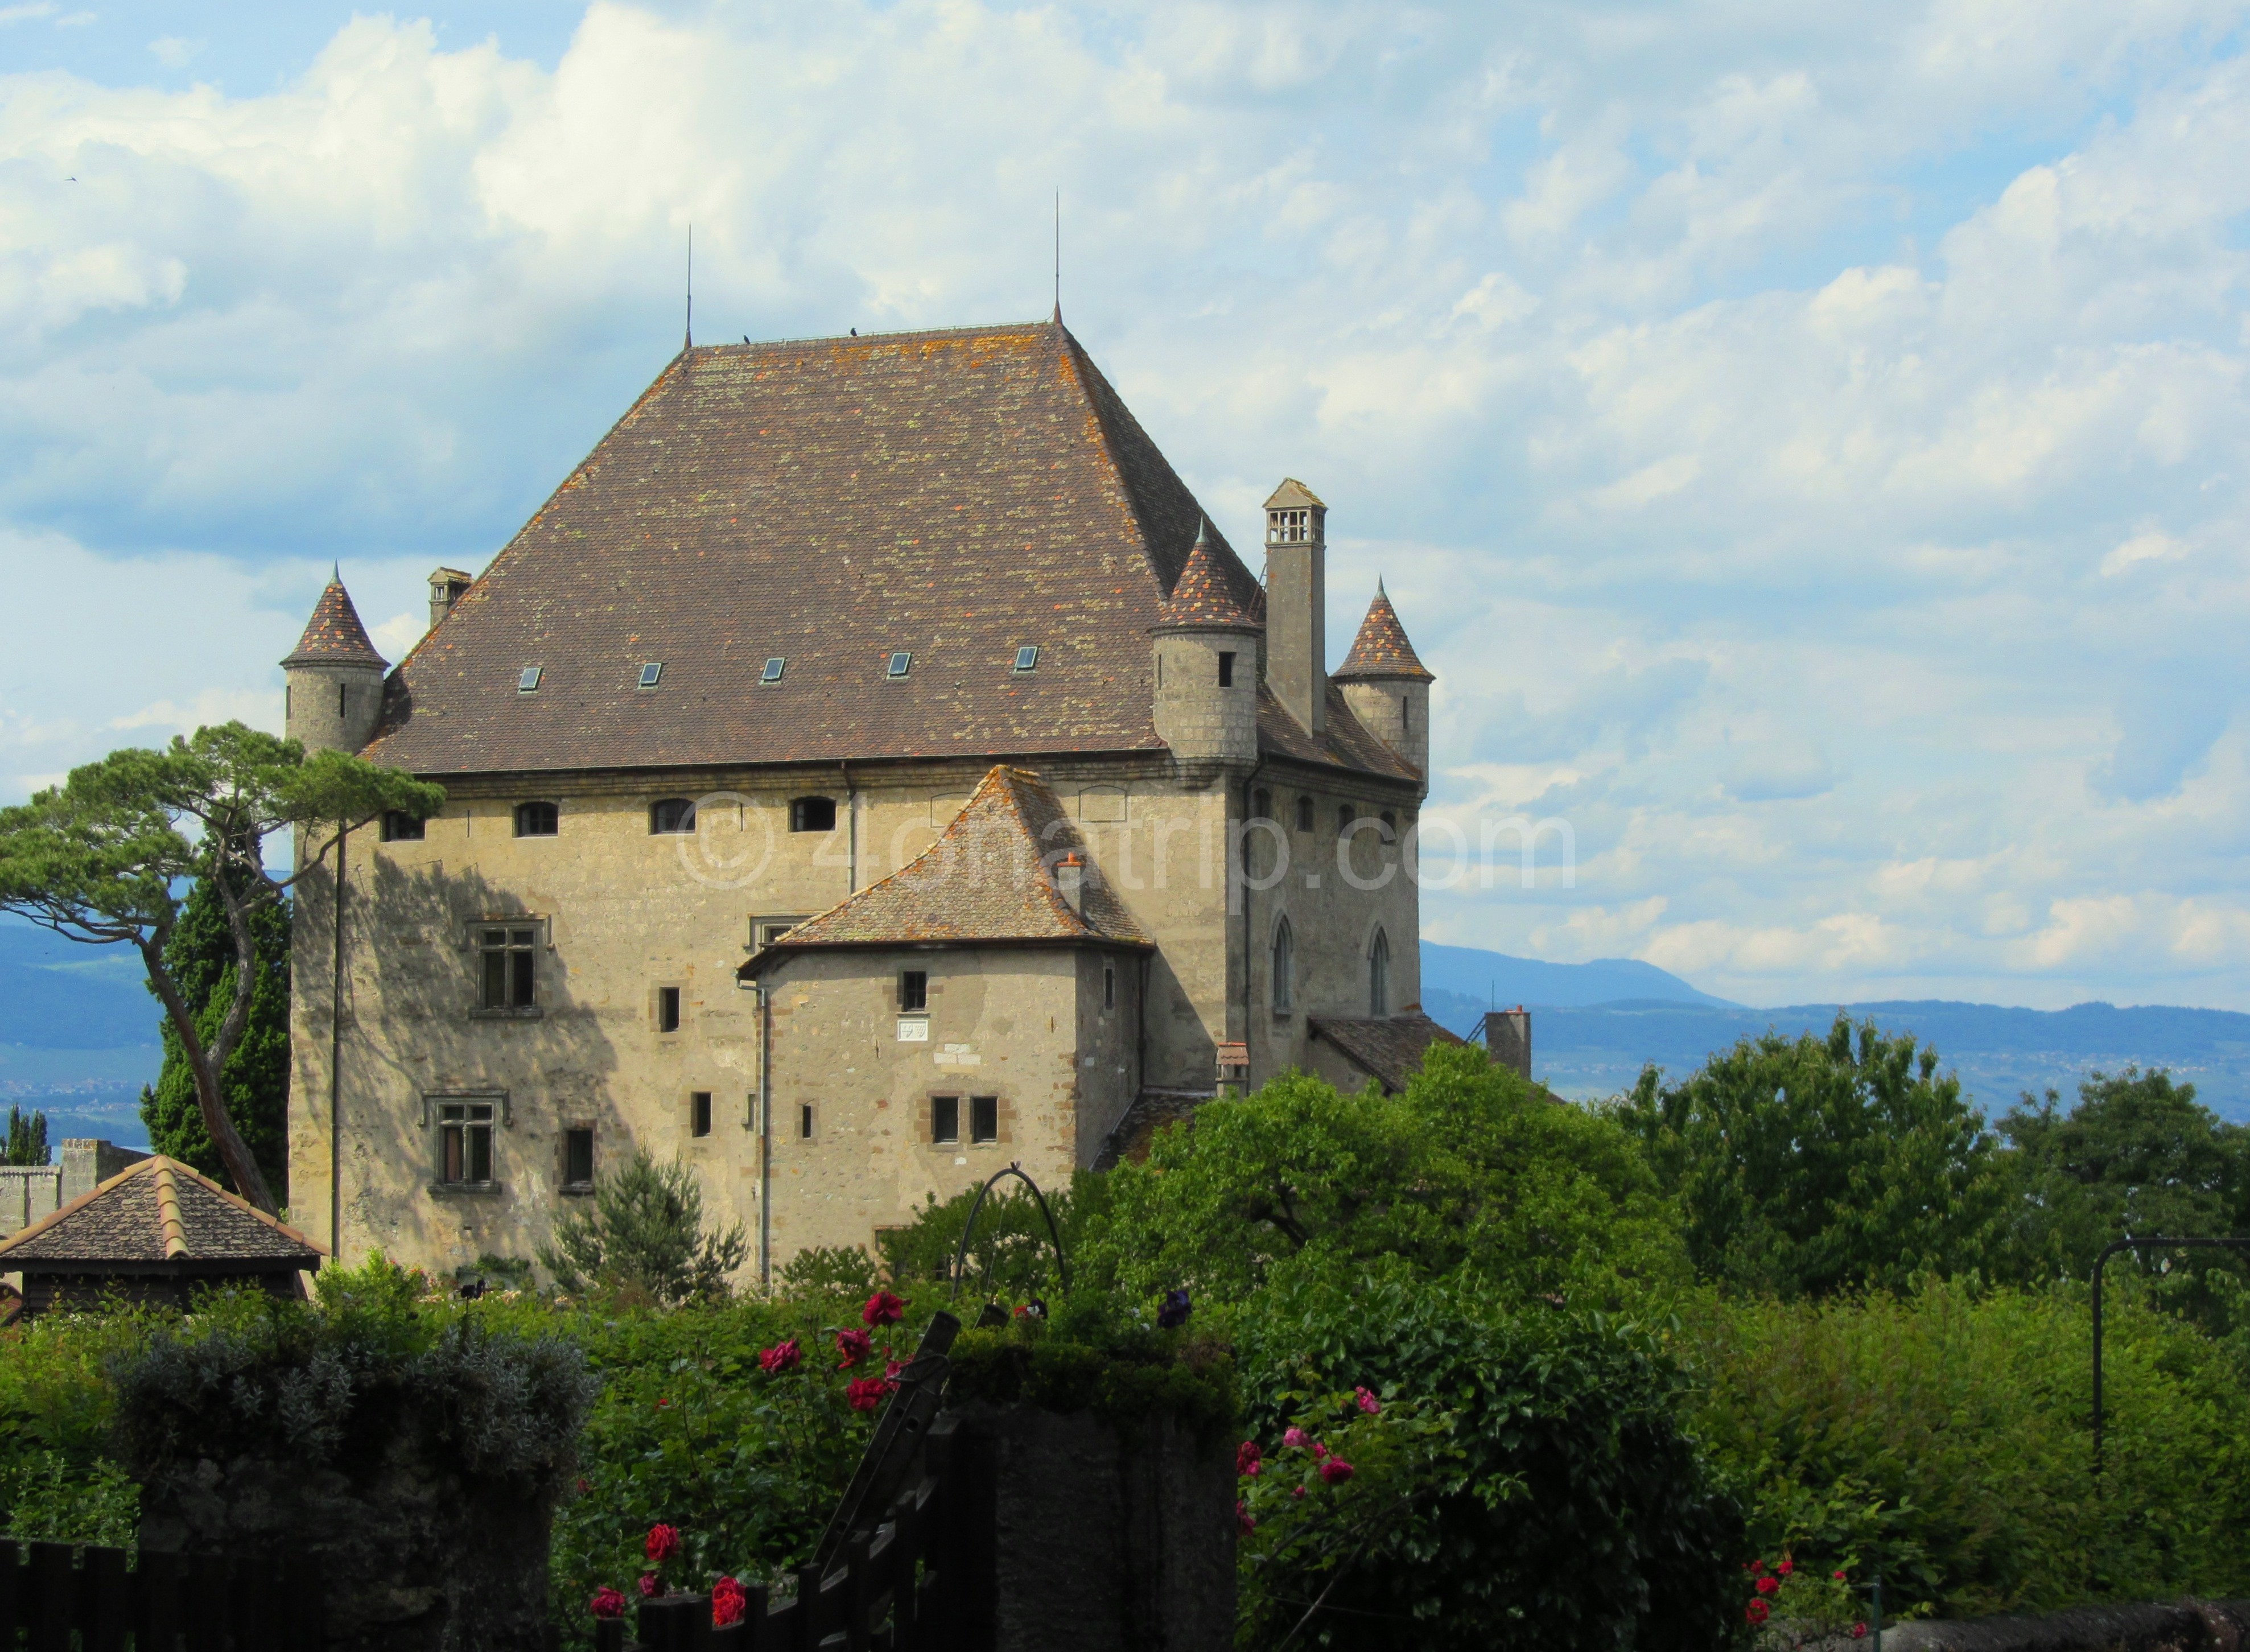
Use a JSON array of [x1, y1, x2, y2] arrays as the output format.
[[1333, 582, 1433, 682], [281, 574, 388, 669], [1152, 523, 1260, 632]]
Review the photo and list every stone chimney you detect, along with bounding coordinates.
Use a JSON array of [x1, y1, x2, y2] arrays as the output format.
[[1485, 1007, 1531, 1079], [1055, 852, 1086, 915], [427, 567, 473, 633], [1263, 479, 1326, 736]]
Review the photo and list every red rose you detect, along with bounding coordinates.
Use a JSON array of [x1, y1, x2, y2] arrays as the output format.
[[1746, 1600, 1770, 1625], [846, 1376, 893, 1412], [1754, 1575, 1778, 1596], [645, 1523, 680, 1564], [835, 1328, 873, 1369], [1834, 1571, 1848, 1581], [1292, 1485, 1306, 1499], [1235, 1499, 1255, 1536], [760, 1338, 802, 1375], [590, 1587, 627, 1620], [1236, 1441, 1262, 1478], [576, 1477, 592, 1496], [886, 1359, 904, 1379], [862, 1290, 907, 1327], [1317, 1458, 1354, 1485], [1777, 1558, 1794, 1575], [1853, 1625, 1868, 1640], [637, 1572, 660, 1599], [711, 1576, 748, 1628]]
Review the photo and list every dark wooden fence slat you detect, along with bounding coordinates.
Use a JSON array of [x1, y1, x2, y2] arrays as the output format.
[[594, 1616, 628, 1652], [846, 1533, 873, 1652], [28, 1541, 73, 1652], [888, 1491, 920, 1652], [181, 1554, 229, 1652], [81, 1543, 129, 1652], [0, 1539, 21, 1643], [136, 1547, 183, 1652]]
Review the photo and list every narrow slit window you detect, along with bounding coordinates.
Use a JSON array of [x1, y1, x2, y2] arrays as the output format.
[[657, 987, 682, 1033], [932, 1095, 959, 1145], [437, 1101, 494, 1185], [900, 970, 928, 1012], [1013, 646, 1039, 673], [886, 651, 913, 678], [1272, 920, 1295, 1014], [1103, 965, 1115, 1010], [970, 1096, 998, 1145], [1217, 650, 1235, 687], [690, 1091, 712, 1138], [638, 662, 664, 689], [799, 1104, 815, 1141], [514, 801, 558, 838], [518, 666, 543, 693], [761, 657, 786, 683], [563, 1127, 594, 1189], [1295, 796, 1313, 833]]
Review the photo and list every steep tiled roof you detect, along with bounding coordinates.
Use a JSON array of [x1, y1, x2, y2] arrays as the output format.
[[1309, 1012, 1467, 1093], [1263, 477, 1325, 510], [1258, 683, 1419, 780], [743, 765, 1148, 969], [365, 320, 1282, 776], [1333, 582, 1434, 683], [1153, 525, 1259, 631], [0, 1157, 325, 1267], [281, 576, 388, 670]]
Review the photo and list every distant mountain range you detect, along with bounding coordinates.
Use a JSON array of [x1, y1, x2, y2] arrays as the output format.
[[6, 920, 2249, 1140]]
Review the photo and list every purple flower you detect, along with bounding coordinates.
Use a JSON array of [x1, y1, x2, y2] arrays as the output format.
[[1157, 1288, 1192, 1329]]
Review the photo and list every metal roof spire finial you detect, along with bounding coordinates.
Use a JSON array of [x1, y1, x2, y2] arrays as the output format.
[[683, 224, 693, 352]]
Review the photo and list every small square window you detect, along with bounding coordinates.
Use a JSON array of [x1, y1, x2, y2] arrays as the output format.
[[563, 1127, 595, 1189], [657, 987, 682, 1033], [761, 657, 786, 683], [970, 1096, 998, 1145], [690, 1091, 712, 1138], [1013, 646, 1039, 673], [650, 797, 697, 834], [800, 1103, 816, 1140], [518, 666, 542, 693], [438, 1101, 494, 1185], [932, 1095, 959, 1144], [900, 970, 928, 1013], [1218, 650, 1235, 688], [381, 810, 425, 843], [886, 651, 913, 678], [638, 662, 664, 689], [478, 926, 539, 1010], [790, 796, 838, 833], [514, 801, 559, 838]]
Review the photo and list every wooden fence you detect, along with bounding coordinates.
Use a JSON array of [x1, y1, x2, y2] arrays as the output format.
[[597, 1414, 996, 1652], [0, 1539, 324, 1649]]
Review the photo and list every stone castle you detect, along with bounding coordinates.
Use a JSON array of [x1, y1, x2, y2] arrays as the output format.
[[283, 315, 1453, 1282]]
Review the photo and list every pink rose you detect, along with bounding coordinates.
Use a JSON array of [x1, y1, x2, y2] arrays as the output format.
[[637, 1572, 660, 1599], [760, 1338, 802, 1375], [1317, 1458, 1354, 1485], [1235, 1441, 1262, 1478], [590, 1587, 627, 1620], [1354, 1386, 1381, 1415], [1282, 1427, 1311, 1451]]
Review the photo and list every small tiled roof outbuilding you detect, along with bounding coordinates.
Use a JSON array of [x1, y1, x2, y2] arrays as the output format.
[[741, 765, 1148, 973], [0, 1156, 325, 1271], [1333, 582, 1435, 683], [281, 574, 389, 670]]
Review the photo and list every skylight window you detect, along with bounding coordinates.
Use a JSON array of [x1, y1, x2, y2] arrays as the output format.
[[518, 667, 542, 693], [886, 652, 913, 679], [1014, 646, 1039, 673], [638, 662, 664, 689], [761, 657, 786, 684]]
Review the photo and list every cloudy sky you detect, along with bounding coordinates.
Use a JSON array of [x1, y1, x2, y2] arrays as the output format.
[[2, 0, 2247, 1010]]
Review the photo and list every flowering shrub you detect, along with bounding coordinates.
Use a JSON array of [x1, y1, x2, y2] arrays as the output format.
[[1741, 1556, 1868, 1648]]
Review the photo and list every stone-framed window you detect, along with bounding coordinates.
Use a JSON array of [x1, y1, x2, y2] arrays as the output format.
[[435, 1100, 496, 1189], [514, 800, 559, 838], [932, 1095, 960, 1144], [561, 1124, 595, 1193], [1271, 919, 1295, 1016], [476, 924, 541, 1013], [900, 970, 929, 1012], [650, 797, 697, 834], [1369, 928, 1391, 1018], [690, 1091, 712, 1138], [656, 986, 683, 1033], [381, 810, 425, 843], [790, 796, 837, 833], [1295, 796, 1314, 833], [969, 1096, 999, 1145]]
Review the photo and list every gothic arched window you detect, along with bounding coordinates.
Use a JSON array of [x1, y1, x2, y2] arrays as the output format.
[[1369, 928, 1391, 1017], [1272, 919, 1295, 1015]]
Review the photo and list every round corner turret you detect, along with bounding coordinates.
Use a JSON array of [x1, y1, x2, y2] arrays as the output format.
[[281, 571, 390, 755]]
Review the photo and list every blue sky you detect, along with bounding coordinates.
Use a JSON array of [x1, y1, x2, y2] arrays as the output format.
[[3, 0, 2249, 1010]]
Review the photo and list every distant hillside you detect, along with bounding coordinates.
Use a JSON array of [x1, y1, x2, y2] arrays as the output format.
[[1422, 979, 2250, 1124], [1419, 942, 1738, 1010], [0, 919, 159, 1147]]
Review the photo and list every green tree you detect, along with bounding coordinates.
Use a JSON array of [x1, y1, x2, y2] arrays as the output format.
[[1087, 1043, 1686, 1311], [540, 1152, 751, 1306], [137, 871, 291, 1200], [2, 1106, 48, 1167], [0, 723, 442, 1212], [1996, 1068, 2250, 1324], [1614, 1014, 2008, 1297]]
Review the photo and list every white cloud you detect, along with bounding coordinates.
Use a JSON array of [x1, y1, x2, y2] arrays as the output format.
[[4, 0, 2250, 1011]]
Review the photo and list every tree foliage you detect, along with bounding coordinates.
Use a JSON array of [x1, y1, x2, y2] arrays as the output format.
[[1089, 1044, 1686, 1311], [1, 1106, 48, 1168], [540, 1152, 751, 1307], [1614, 1015, 2008, 1297], [0, 723, 440, 1210], [138, 872, 291, 1200]]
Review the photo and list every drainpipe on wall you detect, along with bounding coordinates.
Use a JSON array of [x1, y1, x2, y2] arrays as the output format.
[[1236, 761, 1265, 1078], [842, 761, 859, 893], [328, 821, 347, 1266], [756, 979, 773, 1287]]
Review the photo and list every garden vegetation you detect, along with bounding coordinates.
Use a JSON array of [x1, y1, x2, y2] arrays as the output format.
[[0, 1022, 2244, 1647]]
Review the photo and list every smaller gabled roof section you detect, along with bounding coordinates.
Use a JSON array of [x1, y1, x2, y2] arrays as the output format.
[[741, 766, 1147, 973], [1263, 477, 1325, 510], [281, 574, 389, 670], [1152, 522, 1260, 632], [0, 1156, 326, 1268], [1310, 1012, 1467, 1093], [1333, 581, 1434, 683]]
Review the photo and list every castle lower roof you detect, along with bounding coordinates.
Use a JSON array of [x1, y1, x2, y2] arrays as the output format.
[[0, 1156, 325, 1271]]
